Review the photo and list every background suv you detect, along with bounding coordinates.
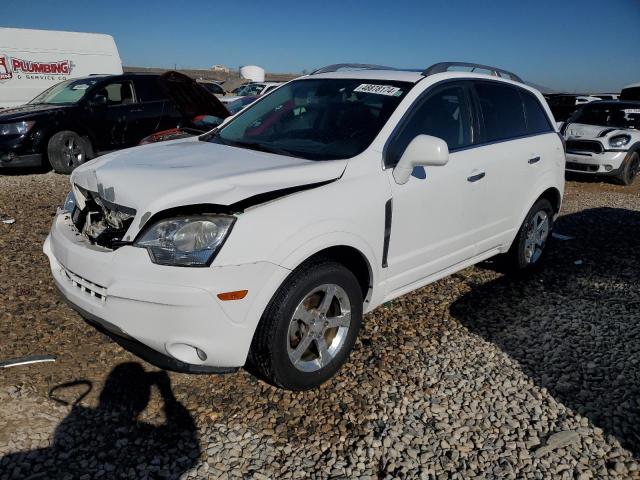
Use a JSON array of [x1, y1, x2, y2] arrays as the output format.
[[45, 62, 565, 390], [0, 71, 229, 173]]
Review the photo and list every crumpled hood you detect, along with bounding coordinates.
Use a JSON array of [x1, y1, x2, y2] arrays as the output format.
[[71, 138, 347, 233], [565, 123, 630, 139]]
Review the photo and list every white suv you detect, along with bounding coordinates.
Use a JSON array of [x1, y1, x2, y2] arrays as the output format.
[[45, 62, 565, 390]]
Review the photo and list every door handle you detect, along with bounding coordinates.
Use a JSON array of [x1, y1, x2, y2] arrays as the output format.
[[528, 156, 541, 164], [467, 172, 486, 182]]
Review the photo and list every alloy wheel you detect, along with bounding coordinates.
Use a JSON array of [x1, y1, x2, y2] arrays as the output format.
[[287, 284, 352, 372], [63, 136, 84, 168], [524, 210, 550, 264]]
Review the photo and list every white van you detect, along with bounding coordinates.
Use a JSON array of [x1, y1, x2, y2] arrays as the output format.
[[0, 28, 122, 109]]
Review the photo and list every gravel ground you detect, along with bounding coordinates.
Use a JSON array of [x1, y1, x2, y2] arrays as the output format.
[[0, 170, 639, 479]]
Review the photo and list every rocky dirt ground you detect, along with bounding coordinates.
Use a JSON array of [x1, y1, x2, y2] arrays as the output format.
[[0, 170, 639, 479]]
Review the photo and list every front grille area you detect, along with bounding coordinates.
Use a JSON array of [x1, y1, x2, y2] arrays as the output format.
[[566, 140, 604, 154], [72, 187, 136, 250], [566, 162, 599, 172], [61, 267, 107, 303]]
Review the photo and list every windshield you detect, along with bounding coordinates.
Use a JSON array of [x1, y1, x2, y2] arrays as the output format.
[[571, 103, 640, 129], [209, 78, 412, 160], [30, 78, 100, 104]]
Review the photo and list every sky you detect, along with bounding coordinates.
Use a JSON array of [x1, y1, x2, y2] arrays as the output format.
[[3, 0, 640, 93]]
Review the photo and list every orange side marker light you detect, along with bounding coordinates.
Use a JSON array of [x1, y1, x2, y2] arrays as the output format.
[[217, 290, 248, 301]]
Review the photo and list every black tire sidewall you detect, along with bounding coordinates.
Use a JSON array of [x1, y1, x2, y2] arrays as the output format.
[[618, 152, 639, 186], [47, 131, 87, 174], [258, 262, 363, 390], [513, 198, 554, 271]]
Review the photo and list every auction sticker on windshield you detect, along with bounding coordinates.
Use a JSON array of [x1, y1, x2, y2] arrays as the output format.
[[354, 84, 402, 96]]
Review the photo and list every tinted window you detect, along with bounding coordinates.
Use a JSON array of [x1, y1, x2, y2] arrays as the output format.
[[134, 76, 166, 102], [570, 103, 640, 129], [95, 82, 134, 105], [475, 82, 526, 141], [387, 84, 471, 165], [521, 91, 552, 134]]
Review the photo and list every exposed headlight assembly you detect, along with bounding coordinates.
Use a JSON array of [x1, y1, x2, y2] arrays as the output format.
[[62, 191, 77, 214], [0, 121, 35, 136], [609, 134, 631, 148], [134, 215, 235, 267]]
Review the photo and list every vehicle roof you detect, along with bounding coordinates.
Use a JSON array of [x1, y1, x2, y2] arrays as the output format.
[[623, 82, 640, 89], [72, 72, 161, 82], [308, 69, 424, 83], [302, 69, 537, 93]]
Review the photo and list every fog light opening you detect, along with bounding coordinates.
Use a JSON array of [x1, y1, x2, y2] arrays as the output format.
[[604, 164, 613, 172], [196, 347, 207, 361]]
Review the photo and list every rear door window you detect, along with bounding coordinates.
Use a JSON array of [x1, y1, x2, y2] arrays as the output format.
[[521, 91, 553, 134], [475, 82, 527, 142]]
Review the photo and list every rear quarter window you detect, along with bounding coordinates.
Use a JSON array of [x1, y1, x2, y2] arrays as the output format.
[[521, 91, 553, 134], [475, 82, 527, 142]]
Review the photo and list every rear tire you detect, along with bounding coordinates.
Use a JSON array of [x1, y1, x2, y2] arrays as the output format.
[[47, 131, 90, 174], [246, 259, 363, 390], [615, 152, 639, 186], [504, 198, 554, 273]]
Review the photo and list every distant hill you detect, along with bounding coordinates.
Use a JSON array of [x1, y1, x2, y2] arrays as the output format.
[[123, 66, 297, 84]]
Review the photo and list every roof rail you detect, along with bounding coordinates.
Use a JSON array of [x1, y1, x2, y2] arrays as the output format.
[[310, 63, 397, 75], [422, 62, 523, 83]]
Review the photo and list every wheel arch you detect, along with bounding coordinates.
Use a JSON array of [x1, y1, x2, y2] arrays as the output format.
[[506, 184, 563, 251], [279, 234, 380, 309]]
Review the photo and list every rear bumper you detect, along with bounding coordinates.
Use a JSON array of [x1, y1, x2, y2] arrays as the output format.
[[45, 212, 291, 370], [565, 151, 626, 174]]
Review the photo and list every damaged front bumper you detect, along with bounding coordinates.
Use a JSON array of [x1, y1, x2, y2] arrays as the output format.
[[44, 212, 290, 371]]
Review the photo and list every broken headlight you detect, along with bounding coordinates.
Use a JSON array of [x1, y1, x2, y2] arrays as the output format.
[[62, 191, 77, 214], [134, 215, 235, 267], [609, 134, 631, 148]]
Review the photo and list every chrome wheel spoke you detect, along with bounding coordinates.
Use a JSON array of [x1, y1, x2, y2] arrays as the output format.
[[326, 312, 350, 329], [317, 285, 336, 315], [292, 302, 313, 326], [316, 337, 330, 367], [290, 334, 313, 365]]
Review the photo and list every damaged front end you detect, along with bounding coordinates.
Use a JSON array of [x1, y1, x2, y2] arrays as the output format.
[[70, 186, 136, 250]]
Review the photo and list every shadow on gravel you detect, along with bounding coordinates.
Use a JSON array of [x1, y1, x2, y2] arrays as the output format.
[[0, 165, 52, 176], [0, 362, 200, 479], [451, 207, 640, 456]]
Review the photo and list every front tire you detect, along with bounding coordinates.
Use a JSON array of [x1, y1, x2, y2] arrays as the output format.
[[47, 131, 89, 174], [615, 152, 639, 186], [504, 198, 554, 273], [246, 259, 363, 390]]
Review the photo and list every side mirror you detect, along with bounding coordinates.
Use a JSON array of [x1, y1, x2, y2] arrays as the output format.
[[392, 134, 449, 185], [89, 94, 107, 107]]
